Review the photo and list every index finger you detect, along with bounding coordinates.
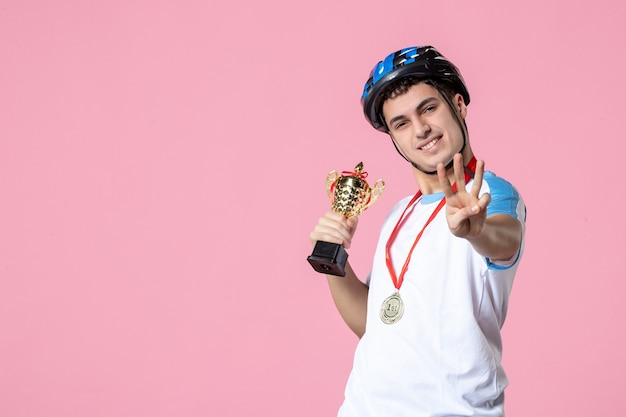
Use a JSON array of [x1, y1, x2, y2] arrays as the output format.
[[437, 161, 455, 198]]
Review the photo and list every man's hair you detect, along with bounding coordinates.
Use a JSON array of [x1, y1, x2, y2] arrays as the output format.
[[379, 76, 457, 104], [377, 76, 461, 130]]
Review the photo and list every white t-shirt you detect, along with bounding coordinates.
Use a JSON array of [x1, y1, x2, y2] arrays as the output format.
[[338, 172, 526, 417]]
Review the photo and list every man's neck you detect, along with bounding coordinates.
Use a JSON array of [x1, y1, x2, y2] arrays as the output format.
[[412, 149, 475, 195]]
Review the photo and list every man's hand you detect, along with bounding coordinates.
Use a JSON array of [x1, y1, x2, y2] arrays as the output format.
[[310, 211, 359, 249], [437, 153, 491, 239]]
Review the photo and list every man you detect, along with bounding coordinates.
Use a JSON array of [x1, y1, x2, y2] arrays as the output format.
[[310, 46, 526, 416]]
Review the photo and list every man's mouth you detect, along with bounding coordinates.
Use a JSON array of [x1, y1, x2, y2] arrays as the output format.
[[419, 137, 440, 150]]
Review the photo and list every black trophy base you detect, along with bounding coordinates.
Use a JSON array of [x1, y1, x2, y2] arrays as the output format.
[[307, 241, 348, 277]]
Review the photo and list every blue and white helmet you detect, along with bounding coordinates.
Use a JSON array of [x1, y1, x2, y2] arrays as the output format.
[[361, 46, 470, 132]]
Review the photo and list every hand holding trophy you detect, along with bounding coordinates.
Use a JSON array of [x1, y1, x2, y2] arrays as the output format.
[[307, 162, 384, 276]]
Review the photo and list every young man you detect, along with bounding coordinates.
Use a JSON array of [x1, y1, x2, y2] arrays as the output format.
[[310, 46, 526, 416]]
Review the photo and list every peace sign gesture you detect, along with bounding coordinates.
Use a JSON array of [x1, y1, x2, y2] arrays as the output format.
[[437, 153, 492, 239]]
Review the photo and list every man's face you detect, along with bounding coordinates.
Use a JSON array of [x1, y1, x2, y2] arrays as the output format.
[[382, 82, 467, 174]]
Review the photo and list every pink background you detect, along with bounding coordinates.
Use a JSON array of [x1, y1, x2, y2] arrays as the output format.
[[1, 1, 624, 415]]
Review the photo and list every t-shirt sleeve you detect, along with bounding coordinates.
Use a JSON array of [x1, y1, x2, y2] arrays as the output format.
[[482, 172, 526, 270]]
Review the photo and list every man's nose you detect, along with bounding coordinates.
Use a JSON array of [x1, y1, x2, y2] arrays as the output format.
[[413, 117, 431, 139]]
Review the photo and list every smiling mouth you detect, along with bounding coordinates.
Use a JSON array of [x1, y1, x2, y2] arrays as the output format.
[[419, 137, 440, 150]]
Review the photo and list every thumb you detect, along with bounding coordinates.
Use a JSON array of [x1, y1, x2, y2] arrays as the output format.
[[347, 216, 359, 233]]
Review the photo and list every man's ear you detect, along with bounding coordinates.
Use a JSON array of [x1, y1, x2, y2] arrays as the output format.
[[454, 93, 468, 119]]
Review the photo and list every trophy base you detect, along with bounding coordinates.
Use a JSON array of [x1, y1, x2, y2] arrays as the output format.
[[307, 241, 348, 277]]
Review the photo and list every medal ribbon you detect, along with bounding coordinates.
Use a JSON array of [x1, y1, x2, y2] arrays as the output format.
[[385, 157, 477, 291]]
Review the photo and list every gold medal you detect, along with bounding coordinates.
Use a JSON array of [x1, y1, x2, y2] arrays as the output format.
[[380, 293, 404, 324]]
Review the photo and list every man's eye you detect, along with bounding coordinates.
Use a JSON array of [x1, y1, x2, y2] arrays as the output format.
[[394, 121, 407, 129], [424, 105, 436, 113]]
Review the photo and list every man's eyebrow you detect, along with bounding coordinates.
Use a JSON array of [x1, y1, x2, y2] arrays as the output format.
[[387, 97, 439, 127]]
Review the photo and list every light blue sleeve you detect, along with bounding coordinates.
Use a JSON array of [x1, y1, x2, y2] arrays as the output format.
[[482, 172, 526, 270], [484, 172, 524, 220]]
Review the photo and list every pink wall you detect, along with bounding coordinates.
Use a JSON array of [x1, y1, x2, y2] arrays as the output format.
[[1, 1, 624, 415]]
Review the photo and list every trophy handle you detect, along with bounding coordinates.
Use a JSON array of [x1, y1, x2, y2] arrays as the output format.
[[326, 170, 339, 200], [363, 179, 385, 210]]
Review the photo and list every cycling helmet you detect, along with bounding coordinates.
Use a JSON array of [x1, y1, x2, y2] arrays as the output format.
[[361, 46, 470, 132]]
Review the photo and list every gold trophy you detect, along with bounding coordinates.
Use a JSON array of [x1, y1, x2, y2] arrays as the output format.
[[307, 162, 385, 276]]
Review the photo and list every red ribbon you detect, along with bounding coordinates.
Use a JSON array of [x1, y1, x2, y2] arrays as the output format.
[[385, 156, 477, 291], [340, 170, 368, 179]]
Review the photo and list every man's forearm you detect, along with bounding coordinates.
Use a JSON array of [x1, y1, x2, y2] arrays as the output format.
[[326, 262, 369, 338], [467, 214, 523, 262]]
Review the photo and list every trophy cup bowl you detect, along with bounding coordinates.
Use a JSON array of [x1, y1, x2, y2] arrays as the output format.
[[307, 162, 384, 277]]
